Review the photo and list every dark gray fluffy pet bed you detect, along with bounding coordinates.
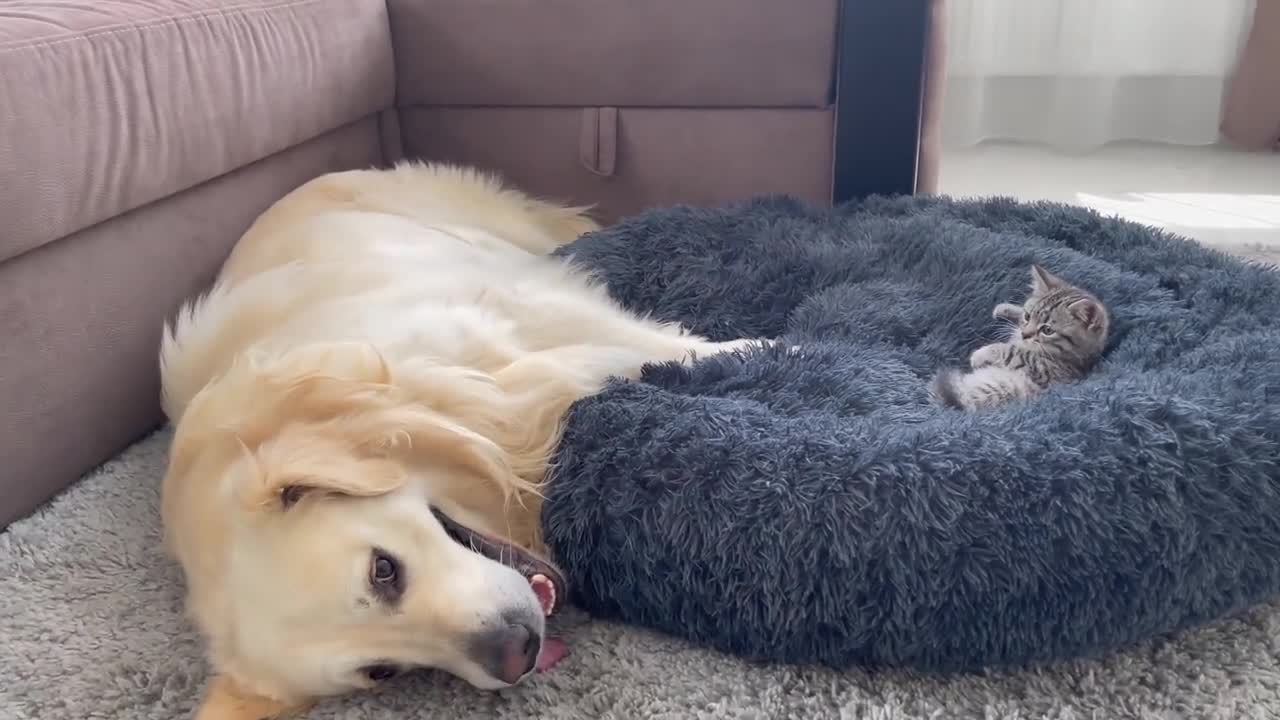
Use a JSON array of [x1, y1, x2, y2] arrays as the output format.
[[540, 194, 1280, 673]]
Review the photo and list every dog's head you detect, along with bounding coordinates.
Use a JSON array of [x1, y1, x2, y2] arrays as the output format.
[[162, 342, 567, 717]]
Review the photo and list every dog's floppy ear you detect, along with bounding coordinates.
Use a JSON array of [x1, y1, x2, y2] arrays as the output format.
[[201, 341, 535, 511], [237, 420, 410, 512], [194, 674, 308, 720], [222, 341, 399, 445], [216, 341, 430, 512]]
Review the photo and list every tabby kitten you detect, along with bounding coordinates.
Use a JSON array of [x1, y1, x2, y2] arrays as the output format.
[[931, 264, 1109, 410]]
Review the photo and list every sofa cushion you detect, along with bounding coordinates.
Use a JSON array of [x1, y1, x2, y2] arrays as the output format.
[[0, 0, 395, 264], [388, 0, 838, 109]]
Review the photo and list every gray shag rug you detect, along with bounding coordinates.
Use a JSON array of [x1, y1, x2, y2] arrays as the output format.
[[4, 430, 1280, 719]]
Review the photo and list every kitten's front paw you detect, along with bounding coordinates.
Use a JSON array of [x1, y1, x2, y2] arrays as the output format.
[[970, 344, 1001, 369], [993, 303, 1023, 322]]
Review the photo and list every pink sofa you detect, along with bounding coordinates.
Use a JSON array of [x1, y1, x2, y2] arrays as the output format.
[[0, 0, 945, 527]]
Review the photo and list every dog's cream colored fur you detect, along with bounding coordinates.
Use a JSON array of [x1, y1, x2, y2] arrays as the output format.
[[159, 163, 759, 719]]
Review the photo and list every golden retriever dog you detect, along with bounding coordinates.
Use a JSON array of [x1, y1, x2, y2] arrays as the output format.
[[158, 162, 764, 719]]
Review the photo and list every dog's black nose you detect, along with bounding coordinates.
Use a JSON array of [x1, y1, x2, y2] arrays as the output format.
[[473, 621, 541, 684]]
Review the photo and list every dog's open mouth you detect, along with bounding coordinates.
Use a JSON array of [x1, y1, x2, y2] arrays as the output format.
[[431, 508, 570, 675], [431, 507, 567, 617]]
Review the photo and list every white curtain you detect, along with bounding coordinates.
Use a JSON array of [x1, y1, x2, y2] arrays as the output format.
[[942, 0, 1257, 151]]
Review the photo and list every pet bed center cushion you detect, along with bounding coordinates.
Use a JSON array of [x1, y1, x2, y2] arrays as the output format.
[[540, 194, 1280, 672]]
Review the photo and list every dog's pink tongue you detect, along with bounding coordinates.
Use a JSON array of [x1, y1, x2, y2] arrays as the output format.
[[535, 636, 568, 673]]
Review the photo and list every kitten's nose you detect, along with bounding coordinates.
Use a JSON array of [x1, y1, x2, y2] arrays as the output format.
[[1022, 328, 1036, 339]]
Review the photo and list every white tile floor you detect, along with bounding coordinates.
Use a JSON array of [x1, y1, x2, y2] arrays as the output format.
[[939, 141, 1280, 263]]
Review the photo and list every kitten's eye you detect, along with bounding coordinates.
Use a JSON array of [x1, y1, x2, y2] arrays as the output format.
[[362, 664, 399, 682], [371, 551, 398, 585], [1023, 311, 1031, 323], [1040, 324, 1055, 335]]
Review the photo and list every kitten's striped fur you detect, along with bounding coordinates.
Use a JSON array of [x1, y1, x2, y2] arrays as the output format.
[[931, 264, 1109, 410]]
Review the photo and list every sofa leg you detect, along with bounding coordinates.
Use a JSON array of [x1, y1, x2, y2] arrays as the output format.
[[831, 0, 933, 203]]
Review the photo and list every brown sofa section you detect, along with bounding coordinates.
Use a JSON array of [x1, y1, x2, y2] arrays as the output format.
[[0, 121, 387, 529], [393, 0, 945, 223], [403, 107, 836, 221], [0, 0, 395, 265], [391, 0, 842, 223], [915, 0, 948, 194], [1221, 1, 1280, 151], [388, 0, 838, 108], [0, 0, 941, 528], [0, 1, 397, 529]]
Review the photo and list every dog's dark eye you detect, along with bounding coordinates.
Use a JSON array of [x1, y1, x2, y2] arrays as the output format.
[[362, 664, 399, 682], [371, 552, 397, 584], [1040, 324, 1055, 335], [371, 550, 394, 579], [369, 549, 405, 604]]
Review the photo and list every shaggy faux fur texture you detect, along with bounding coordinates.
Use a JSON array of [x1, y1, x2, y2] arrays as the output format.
[[543, 194, 1280, 673], [5, 430, 1280, 720]]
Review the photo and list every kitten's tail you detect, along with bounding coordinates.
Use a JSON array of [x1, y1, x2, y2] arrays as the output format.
[[929, 368, 966, 409]]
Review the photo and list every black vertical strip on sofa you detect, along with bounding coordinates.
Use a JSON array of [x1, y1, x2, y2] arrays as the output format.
[[831, 0, 931, 203]]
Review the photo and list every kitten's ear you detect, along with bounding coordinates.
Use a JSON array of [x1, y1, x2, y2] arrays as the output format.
[[1069, 298, 1104, 329], [1029, 264, 1063, 293]]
